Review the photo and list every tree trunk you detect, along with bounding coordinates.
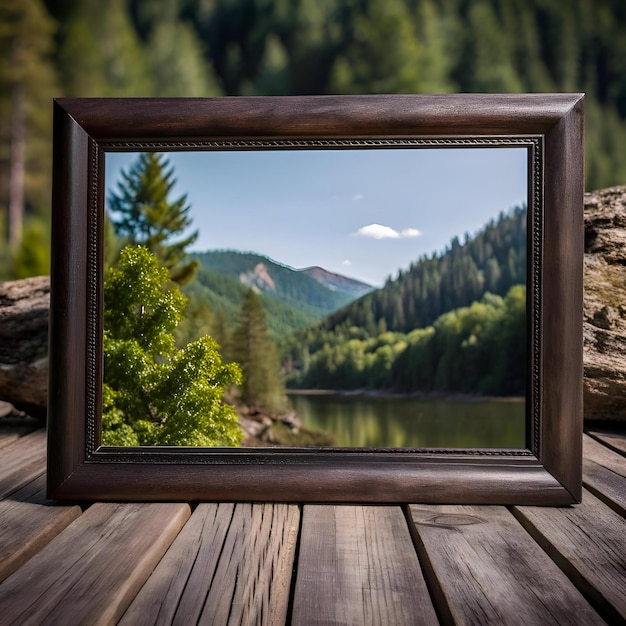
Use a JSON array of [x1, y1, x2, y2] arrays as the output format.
[[0, 275, 48, 420], [8, 82, 25, 248]]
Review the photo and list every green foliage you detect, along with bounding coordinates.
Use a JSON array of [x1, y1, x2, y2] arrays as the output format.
[[54, 0, 152, 97], [13, 220, 50, 278], [145, 20, 222, 96], [232, 289, 286, 413], [330, 0, 429, 94], [460, 1, 523, 92], [0, 218, 14, 281], [108, 152, 199, 284], [185, 263, 319, 342], [102, 245, 243, 446], [0, 0, 57, 270], [287, 285, 526, 397]]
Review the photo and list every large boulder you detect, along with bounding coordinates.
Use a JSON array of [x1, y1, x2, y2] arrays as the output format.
[[0, 275, 49, 420], [583, 185, 626, 421]]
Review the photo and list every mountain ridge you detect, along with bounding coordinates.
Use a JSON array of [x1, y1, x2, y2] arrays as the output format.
[[193, 250, 371, 314], [183, 250, 373, 341], [298, 265, 373, 298]]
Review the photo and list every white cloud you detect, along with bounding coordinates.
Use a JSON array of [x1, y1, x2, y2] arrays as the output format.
[[353, 223, 422, 240], [342, 259, 352, 266], [352, 193, 365, 202]]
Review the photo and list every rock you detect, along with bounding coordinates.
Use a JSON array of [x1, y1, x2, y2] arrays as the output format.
[[278, 411, 301, 432], [583, 186, 626, 421], [0, 275, 49, 420]]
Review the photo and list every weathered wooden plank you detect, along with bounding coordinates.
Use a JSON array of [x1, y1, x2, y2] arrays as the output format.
[[119, 502, 234, 626], [0, 474, 81, 583], [292, 505, 437, 626], [583, 433, 626, 478], [583, 457, 626, 517], [198, 503, 299, 625], [0, 501, 190, 624], [121, 502, 299, 625], [0, 429, 46, 499], [514, 489, 626, 624], [587, 428, 626, 458], [409, 504, 603, 625]]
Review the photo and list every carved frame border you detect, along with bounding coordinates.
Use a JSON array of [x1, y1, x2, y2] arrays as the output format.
[[48, 95, 583, 504]]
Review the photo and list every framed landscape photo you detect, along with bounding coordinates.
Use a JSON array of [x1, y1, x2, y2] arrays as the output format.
[[48, 94, 584, 504]]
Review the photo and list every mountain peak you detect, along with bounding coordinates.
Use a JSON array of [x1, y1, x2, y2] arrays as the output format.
[[299, 266, 373, 298]]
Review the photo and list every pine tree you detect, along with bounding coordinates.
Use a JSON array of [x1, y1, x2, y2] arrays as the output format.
[[108, 152, 199, 284], [146, 20, 222, 97], [458, 1, 523, 92], [0, 0, 57, 252], [329, 0, 428, 94], [232, 289, 285, 412], [55, 0, 152, 97]]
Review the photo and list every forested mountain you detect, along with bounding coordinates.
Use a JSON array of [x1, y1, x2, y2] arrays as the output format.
[[194, 250, 371, 316], [3, 0, 626, 281], [315, 205, 526, 338], [181, 265, 313, 343], [281, 206, 528, 396], [177, 250, 372, 345]]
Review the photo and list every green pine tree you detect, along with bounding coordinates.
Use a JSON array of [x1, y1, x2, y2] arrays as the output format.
[[55, 0, 152, 97], [108, 152, 199, 284], [146, 20, 222, 97], [232, 289, 285, 413], [329, 0, 428, 94], [0, 0, 57, 256]]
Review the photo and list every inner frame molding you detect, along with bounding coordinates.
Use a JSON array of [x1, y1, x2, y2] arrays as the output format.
[[48, 94, 582, 504], [90, 136, 542, 460]]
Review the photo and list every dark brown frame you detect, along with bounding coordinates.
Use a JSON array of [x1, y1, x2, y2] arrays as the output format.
[[48, 94, 584, 504]]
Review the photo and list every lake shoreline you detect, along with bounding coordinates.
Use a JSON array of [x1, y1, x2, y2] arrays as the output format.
[[286, 388, 524, 403]]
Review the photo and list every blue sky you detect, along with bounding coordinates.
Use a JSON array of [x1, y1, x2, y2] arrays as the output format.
[[106, 147, 527, 287]]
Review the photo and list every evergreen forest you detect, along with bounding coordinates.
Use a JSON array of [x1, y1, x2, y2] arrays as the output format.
[[2, 0, 626, 281], [281, 206, 528, 396]]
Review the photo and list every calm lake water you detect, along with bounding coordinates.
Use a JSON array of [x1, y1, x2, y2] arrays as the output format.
[[288, 393, 526, 449]]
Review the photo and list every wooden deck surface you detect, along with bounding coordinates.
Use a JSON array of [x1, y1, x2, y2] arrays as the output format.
[[0, 423, 624, 625]]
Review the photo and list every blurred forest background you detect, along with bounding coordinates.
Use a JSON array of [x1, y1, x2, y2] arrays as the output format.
[[1, 0, 626, 281]]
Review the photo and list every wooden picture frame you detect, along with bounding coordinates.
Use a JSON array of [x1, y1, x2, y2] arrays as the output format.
[[48, 94, 584, 504]]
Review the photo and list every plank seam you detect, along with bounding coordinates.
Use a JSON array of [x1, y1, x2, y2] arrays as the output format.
[[582, 470, 626, 519], [284, 503, 303, 625], [585, 431, 626, 460], [403, 505, 449, 625], [509, 505, 619, 625]]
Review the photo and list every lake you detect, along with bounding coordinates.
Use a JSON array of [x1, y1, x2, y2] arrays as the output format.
[[287, 392, 526, 448]]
